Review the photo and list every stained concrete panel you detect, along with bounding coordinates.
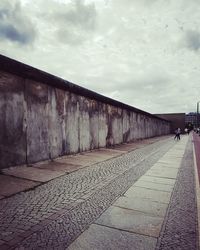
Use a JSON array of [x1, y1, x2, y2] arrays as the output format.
[[96, 206, 163, 237], [65, 93, 79, 154], [3, 166, 65, 182], [139, 115, 146, 139], [89, 100, 99, 150], [0, 71, 26, 169], [0, 174, 39, 196], [79, 96, 90, 152], [26, 79, 49, 163], [98, 103, 108, 148], [113, 196, 168, 217], [124, 186, 171, 204], [139, 176, 176, 186], [112, 108, 123, 145], [48, 88, 65, 158], [68, 223, 157, 250], [106, 104, 115, 146], [122, 109, 131, 142], [130, 112, 138, 140], [137, 114, 143, 139]]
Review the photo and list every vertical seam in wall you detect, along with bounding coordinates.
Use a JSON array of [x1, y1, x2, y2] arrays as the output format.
[[78, 101, 80, 153], [98, 101, 99, 149], [24, 78, 28, 165], [121, 108, 123, 143], [48, 86, 51, 160], [122, 109, 124, 143]]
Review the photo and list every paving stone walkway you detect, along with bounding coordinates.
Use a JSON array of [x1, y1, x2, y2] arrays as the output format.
[[0, 135, 198, 249], [68, 135, 199, 250]]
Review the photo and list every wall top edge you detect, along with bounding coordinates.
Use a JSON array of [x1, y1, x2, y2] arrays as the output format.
[[155, 113, 185, 115], [0, 54, 170, 123]]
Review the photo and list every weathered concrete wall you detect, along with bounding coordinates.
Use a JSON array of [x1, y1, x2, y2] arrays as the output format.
[[0, 55, 171, 169], [155, 113, 185, 134]]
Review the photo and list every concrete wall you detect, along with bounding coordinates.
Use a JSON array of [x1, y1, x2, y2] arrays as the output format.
[[155, 113, 185, 134], [0, 55, 170, 169]]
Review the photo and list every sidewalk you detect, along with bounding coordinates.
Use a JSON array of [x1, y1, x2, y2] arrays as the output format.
[[0, 134, 198, 250], [67, 135, 199, 250]]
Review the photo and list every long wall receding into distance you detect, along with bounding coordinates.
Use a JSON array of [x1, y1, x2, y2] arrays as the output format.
[[0, 55, 171, 169]]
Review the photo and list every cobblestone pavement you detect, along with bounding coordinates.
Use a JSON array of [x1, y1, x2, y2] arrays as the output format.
[[156, 135, 198, 250], [0, 137, 175, 249]]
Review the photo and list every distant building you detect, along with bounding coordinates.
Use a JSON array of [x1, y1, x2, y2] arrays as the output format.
[[154, 113, 185, 133], [185, 112, 198, 129]]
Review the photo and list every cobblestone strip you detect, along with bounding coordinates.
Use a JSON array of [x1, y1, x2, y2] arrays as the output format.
[[0, 138, 174, 249], [156, 136, 199, 250], [11, 140, 175, 249], [0, 139, 171, 240]]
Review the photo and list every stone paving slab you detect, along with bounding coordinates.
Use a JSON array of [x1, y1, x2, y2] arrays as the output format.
[[56, 155, 98, 166], [139, 175, 176, 185], [80, 153, 109, 161], [98, 148, 126, 155], [2, 166, 65, 182], [33, 161, 82, 173], [157, 159, 182, 166], [67, 223, 157, 250], [161, 154, 183, 158], [113, 196, 168, 217], [96, 206, 163, 237], [124, 186, 171, 204], [152, 162, 180, 169], [112, 143, 139, 152], [0, 174, 40, 196], [150, 166, 180, 173], [134, 180, 173, 192], [82, 152, 113, 161], [145, 168, 178, 179]]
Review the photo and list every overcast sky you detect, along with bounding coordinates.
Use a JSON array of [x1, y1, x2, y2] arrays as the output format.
[[0, 0, 200, 114]]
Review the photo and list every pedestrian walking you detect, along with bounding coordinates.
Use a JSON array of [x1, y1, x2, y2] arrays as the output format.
[[177, 128, 181, 140], [174, 128, 181, 140]]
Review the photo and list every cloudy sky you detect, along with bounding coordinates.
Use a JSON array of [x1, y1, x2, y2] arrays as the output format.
[[0, 0, 200, 114]]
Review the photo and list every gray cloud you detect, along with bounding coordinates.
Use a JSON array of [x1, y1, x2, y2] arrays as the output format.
[[55, 0, 96, 31], [47, 0, 97, 45], [185, 30, 200, 51], [82, 71, 171, 98], [1, 0, 199, 114], [0, 0, 36, 45]]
